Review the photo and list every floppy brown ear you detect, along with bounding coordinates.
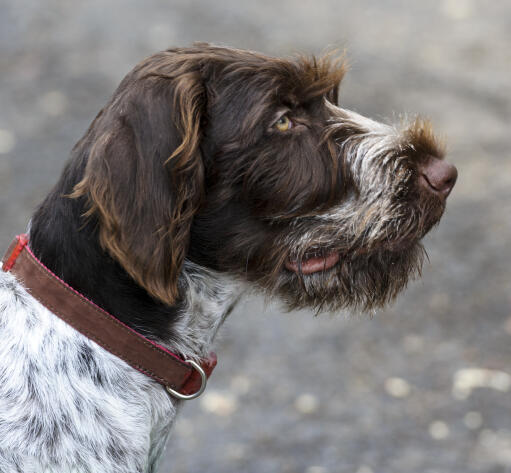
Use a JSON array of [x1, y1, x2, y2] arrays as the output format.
[[71, 53, 205, 305]]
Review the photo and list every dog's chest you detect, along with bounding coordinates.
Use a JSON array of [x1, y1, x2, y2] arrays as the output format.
[[0, 269, 239, 473], [0, 270, 177, 471], [0, 259, 242, 472]]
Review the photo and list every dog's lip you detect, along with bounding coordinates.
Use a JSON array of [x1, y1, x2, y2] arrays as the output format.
[[285, 251, 340, 274]]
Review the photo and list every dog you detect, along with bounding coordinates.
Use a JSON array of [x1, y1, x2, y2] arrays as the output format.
[[0, 44, 457, 472]]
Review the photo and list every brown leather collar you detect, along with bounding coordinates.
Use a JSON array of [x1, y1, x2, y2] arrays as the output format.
[[1, 234, 216, 400]]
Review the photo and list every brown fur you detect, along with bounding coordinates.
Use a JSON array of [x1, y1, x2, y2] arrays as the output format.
[[65, 44, 452, 313], [69, 46, 347, 306]]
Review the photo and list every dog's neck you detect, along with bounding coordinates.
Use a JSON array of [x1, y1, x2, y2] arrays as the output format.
[[28, 162, 243, 359]]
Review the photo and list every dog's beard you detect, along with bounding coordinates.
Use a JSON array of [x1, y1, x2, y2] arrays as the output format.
[[219, 167, 446, 313], [255, 173, 444, 313], [264, 242, 426, 313]]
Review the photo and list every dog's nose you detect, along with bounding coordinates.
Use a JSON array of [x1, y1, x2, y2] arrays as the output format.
[[418, 157, 457, 198]]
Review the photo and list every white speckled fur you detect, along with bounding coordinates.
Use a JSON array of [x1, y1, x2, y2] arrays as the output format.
[[0, 261, 243, 472], [170, 261, 244, 361]]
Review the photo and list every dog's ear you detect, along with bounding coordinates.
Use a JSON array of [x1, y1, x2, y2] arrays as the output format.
[[71, 54, 206, 305]]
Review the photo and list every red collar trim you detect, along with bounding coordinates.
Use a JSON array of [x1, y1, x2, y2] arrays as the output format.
[[2, 234, 216, 400]]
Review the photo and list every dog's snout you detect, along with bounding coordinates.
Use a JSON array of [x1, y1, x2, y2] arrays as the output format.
[[418, 157, 457, 198]]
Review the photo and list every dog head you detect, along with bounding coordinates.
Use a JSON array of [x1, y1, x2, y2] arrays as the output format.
[[72, 44, 456, 311]]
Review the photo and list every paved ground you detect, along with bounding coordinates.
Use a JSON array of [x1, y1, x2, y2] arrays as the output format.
[[1, 1, 510, 472]]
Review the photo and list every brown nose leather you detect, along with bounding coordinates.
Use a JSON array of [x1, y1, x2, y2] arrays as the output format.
[[419, 157, 457, 197]]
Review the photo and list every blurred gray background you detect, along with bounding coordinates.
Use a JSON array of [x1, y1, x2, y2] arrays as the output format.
[[1, 1, 510, 472]]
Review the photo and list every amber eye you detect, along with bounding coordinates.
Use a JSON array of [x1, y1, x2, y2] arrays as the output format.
[[274, 115, 293, 131]]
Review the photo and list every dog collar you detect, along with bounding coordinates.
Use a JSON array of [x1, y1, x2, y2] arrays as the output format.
[[1, 234, 216, 400]]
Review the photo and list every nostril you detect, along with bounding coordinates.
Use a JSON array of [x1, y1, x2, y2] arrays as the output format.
[[419, 157, 458, 197], [444, 175, 456, 189]]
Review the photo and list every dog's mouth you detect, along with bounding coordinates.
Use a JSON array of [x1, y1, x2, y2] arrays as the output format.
[[285, 250, 340, 274], [284, 237, 422, 275]]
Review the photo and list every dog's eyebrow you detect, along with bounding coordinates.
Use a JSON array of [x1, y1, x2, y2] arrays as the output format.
[[281, 93, 327, 111], [270, 107, 291, 122], [282, 96, 300, 108]]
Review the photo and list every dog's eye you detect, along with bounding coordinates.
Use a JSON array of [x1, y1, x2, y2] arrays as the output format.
[[274, 115, 293, 131]]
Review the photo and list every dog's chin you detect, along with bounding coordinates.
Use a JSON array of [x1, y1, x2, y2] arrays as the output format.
[[274, 242, 426, 312]]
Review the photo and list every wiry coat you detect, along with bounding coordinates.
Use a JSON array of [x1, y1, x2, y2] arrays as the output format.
[[0, 270, 175, 473], [0, 263, 240, 473], [0, 44, 455, 472]]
